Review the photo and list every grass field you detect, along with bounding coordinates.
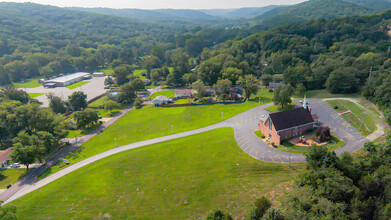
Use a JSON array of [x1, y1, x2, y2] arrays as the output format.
[[13, 78, 41, 88], [66, 123, 101, 139], [87, 96, 125, 118], [326, 100, 377, 136], [293, 89, 361, 99], [0, 169, 27, 189], [174, 98, 192, 104], [133, 69, 147, 80], [11, 128, 304, 219], [98, 67, 114, 75], [28, 93, 44, 98], [276, 135, 345, 154], [265, 102, 297, 112], [147, 90, 175, 100], [66, 81, 90, 90], [41, 89, 273, 176]]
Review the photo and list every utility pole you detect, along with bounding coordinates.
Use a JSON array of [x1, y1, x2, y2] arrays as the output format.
[[114, 138, 117, 147], [369, 66, 373, 79], [171, 125, 174, 133], [289, 147, 292, 168], [221, 112, 224, 120]]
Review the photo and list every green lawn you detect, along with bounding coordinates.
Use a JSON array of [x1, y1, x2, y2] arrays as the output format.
[[13, 77, 42, 88], [28, 93, 44, 98], [326, 100, 377, 136], [11, 128, 304, 219], [0, 169, 27, 189], [98, 67, 114, 75], [275, 135, 345, 154], [41, 89, 273, 176], [133, 69, 147, 80], [294, 89, 361, 99], [87, 96, 125, 118], [147, 90, 175, 100], [265, 102, 297, 112], [66, 81, 90, 90], [254, 130, 264, 138], [174, 98, 192, 104], [66, 123, 101, 139], [13, 78, 41, 88]]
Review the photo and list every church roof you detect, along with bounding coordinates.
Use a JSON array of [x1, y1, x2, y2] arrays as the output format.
[[269, 107, 314, 131]]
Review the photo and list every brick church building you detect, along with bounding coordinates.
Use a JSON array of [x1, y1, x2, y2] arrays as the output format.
[[259, 97, 316, 145]]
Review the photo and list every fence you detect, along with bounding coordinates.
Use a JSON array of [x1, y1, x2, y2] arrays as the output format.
[[160, 101, 244, 107]]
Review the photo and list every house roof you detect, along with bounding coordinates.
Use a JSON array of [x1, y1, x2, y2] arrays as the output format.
[[153, 95, 169, 101], [269, 107, 314, 131], [269, 82, 284, 88], [175, 89, 191, 93]]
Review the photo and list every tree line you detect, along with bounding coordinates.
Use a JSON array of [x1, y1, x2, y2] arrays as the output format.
[[207, 140, 391, 219]]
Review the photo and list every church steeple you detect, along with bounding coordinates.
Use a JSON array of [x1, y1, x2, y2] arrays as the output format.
[[303, 94, 308, 110]]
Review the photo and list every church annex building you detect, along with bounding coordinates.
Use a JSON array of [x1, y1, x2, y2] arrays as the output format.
[[259, 98, 317, 145]]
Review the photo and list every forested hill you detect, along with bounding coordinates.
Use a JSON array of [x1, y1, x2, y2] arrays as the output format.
[[346, 0, 391, 11], [201, 6, 282, 19], [0, 2, 183, 84], [0, 2, 177, 46], [70, 7, 228, 26], [251, 0, 374, 30], [195, 10, 391, 117]]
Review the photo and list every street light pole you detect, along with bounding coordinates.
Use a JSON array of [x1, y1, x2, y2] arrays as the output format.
[[221, 112, 224, 120], [259, 97, 261, 105], [114, 138, 117, 147], [171, 125, 174, 133], [289, 147, 292, 168]]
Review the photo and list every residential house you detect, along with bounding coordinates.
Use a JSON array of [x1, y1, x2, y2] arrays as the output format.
[[175, 89, 192, 98], [152, 96, 170, 106], [268, 82, 284, 91]]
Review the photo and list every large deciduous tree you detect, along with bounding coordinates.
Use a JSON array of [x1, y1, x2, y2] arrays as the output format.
[[118, 83, 136, 104], [326, 67, 359, 94], [73, 110, 99, 129], [113, 65, 132, 86], [47, 93, 67, 114], [273, 85, 294, 108], [239, 75, 259, 101], [191, 80, 207, 99], [68, 91, 87, 111], [221, 67, 243, 85], [214, 79, 231, 102]]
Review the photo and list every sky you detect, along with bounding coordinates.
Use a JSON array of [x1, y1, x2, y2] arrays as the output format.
[[0, 0, 307, 9]]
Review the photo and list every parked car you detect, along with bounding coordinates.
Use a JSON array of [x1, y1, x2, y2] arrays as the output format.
[[11, 163, 20, 168]]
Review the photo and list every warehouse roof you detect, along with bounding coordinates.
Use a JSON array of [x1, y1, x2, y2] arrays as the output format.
[[45, 72, 91, 83]]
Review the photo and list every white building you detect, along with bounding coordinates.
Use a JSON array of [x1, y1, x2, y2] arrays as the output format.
[[175, 89, 192, 98], [93, 72, 106, 77], [43, 72, 91, 88], [152, 95, 170, 106]]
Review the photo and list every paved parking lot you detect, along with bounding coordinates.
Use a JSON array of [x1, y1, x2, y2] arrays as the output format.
[[24, 77, 108, 107], [224, 98, 371, 163]]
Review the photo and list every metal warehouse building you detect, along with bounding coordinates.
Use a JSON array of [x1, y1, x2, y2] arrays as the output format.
[[43, 72, 91, 88]]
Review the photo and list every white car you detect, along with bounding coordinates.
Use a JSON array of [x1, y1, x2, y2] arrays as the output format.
[[11, 163, 20, 168]]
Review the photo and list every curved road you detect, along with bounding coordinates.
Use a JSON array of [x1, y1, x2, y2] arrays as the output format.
[[2, 98, 383, 204]]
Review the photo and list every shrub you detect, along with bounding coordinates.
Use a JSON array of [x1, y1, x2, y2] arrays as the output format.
[[261, 135, 266, 139]]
